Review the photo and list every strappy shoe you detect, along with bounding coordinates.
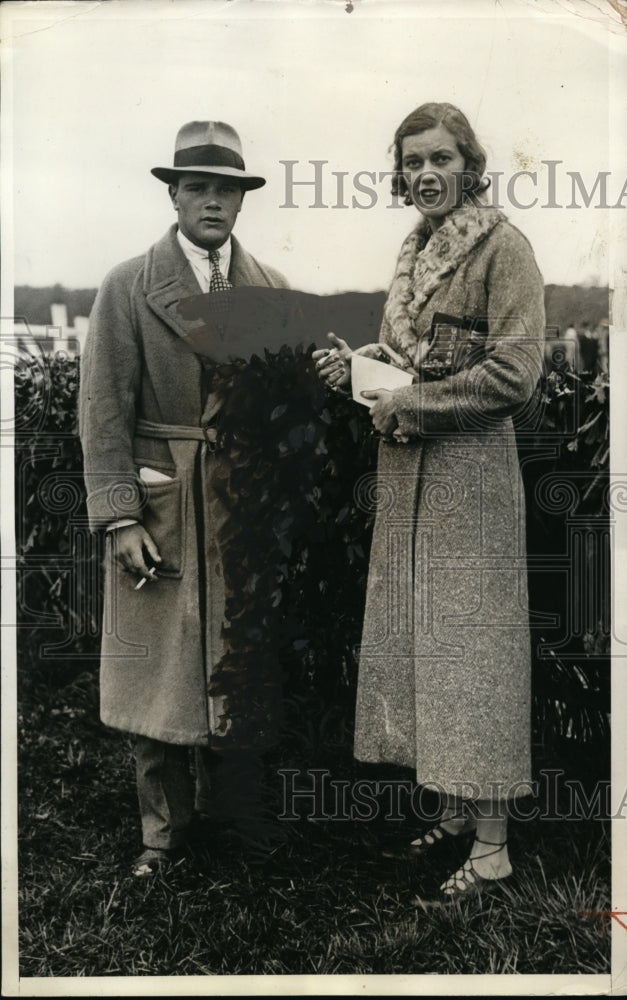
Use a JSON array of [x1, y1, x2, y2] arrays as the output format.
[[382, 815, 476, 860], [131, 846, 184, 878], [439, 838, 512, 901]]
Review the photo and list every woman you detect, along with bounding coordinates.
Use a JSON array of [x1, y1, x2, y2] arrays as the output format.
[[315, 102, 544, 900]]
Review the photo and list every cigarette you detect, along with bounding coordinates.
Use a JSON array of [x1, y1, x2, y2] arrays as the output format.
[[134, 567, 157, 591]]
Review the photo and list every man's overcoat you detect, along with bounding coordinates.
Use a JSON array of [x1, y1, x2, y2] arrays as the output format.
[[79, 225, 288, 745], [353, 207, 545, 801]]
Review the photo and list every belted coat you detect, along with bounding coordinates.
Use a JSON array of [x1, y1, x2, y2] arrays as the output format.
[[79, 225, 288, 746], [353, 205, 545, 801]]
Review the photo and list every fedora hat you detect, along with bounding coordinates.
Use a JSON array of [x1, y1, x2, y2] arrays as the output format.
[[151, 121, 266, 190]]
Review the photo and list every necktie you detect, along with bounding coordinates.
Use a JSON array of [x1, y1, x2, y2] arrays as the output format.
[[208, 249, 232, 293], [205, 248, 232, 343], [200, 249, 232, 407]]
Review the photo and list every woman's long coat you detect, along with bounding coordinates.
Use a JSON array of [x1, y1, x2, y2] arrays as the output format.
[[79, 225, 288, 746], [353, 209, 545, 801]]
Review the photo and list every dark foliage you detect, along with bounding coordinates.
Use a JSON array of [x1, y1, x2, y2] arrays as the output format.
[[15, 346, 609, 764], [15, 351, 101, 679], [517, 367, 610, 763]]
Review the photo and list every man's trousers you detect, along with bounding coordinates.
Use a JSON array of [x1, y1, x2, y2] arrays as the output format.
[[135, 736, 263, 849]]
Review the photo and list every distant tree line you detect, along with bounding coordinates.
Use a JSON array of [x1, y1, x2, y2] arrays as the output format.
[[14, 286, 98, 327], [543, 284, 610, 332], [15, 283, 610, 333]]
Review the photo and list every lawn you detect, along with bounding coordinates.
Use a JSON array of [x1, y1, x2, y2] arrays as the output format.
[[16, 667, 610, 978]]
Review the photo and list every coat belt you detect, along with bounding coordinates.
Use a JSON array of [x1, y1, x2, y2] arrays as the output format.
[[135, 418, 219, 449]]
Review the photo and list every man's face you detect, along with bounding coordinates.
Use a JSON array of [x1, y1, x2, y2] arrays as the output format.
[[169, 172, 244, 250]]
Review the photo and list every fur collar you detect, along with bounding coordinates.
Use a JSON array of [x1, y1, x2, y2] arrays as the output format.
[[382, 204, 506, 364]]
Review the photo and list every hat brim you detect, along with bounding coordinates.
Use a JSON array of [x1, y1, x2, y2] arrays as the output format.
[[151, 165, 266, 190]]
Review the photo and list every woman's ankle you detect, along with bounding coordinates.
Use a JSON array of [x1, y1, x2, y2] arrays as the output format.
[[440, 807, 476, 834], [469, 839, 512, 878]]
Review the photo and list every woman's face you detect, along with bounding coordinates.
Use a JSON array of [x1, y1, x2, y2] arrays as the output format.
[[401, 125, 466, 229]]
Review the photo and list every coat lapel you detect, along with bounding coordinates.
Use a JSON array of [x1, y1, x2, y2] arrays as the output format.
[[144, 225, 206, 341], [145, 228, 273, 341], [228, 235, 267, 287]]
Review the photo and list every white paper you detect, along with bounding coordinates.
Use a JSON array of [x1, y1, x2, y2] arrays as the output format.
[[138, 466, 173, 483], [351, 353, 414, 407]]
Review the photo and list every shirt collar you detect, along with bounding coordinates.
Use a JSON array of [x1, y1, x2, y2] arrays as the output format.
[[176, 227, 232, 271]]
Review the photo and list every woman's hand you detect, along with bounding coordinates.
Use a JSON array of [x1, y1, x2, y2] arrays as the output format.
[[313, 332, 352, 390], [354, 342, 412, 370], [360, 388, 399, 436]]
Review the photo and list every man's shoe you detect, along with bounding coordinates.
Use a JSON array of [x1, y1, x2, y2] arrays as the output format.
[[131, 846, 184, 877]]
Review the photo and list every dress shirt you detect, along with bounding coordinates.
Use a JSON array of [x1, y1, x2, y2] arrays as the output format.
[[176, 228, 231, 292]]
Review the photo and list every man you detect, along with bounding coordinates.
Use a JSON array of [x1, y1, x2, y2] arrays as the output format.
[[79, 121, 289, 875], [561, 321, 580, 372]]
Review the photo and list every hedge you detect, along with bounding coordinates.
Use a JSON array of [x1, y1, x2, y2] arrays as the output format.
[[14, 334, 609, 755]]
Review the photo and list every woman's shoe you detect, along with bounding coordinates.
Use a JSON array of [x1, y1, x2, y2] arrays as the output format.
[[382, 815, 476, 860], [131, 846, 183, 877], [439, 838, 512, 901]]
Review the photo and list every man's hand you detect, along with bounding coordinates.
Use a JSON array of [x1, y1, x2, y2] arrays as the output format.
[[360, 388, 399, 437], [112, 523, 162, 580]]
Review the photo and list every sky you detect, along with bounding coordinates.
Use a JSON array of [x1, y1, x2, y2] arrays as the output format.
[[4, 0, 627, 296]]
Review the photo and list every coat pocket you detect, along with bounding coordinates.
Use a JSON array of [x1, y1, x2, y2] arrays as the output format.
[[140, 476, 186, 578]]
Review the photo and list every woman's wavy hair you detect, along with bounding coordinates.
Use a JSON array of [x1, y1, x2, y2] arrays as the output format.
[[390, 102, 489, 204]]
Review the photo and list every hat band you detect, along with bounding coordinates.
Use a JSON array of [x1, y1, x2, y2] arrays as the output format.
[[173, 144, 245, 172]]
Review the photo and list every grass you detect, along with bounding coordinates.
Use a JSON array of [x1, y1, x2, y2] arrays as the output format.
[[16, 668, 610, 977]]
